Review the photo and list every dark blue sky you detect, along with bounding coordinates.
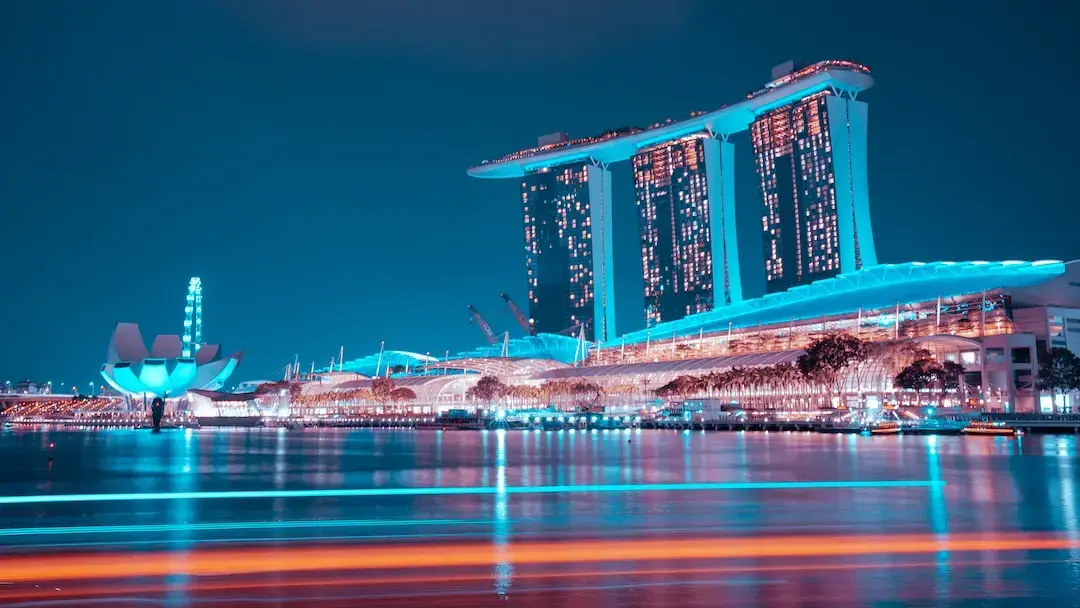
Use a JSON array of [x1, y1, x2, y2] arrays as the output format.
[[1, 0, 1076, 388]]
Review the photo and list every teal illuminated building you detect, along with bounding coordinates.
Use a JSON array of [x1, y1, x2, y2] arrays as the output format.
[[470, 60, 872, 330], [632, 133, 741, 327], [307, 259, 1080, 415], [100, 279, 241, 397], [279, 59, 1079, 416], [100, 322, 242, 397], [750, 61, 876, 293], [521, 158, 615, 342]]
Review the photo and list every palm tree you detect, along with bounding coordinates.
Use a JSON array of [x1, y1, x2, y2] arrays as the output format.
[[767, 363, 801, 410], [727, 367, 749, 408], [515, 384, 542, 405], [678, 375, 703, 398], [655, 379, 681, 399]]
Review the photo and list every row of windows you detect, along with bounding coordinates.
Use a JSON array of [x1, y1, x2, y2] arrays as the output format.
[[633, 138, 717, 324], [754, 92, 847, 286], [521, 164, 598, 332]]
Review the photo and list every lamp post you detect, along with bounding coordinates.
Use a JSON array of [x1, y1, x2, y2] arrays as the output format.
[[89, 381, 95, 397]]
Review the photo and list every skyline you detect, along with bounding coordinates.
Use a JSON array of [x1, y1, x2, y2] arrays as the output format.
[[1, 1, 1077, 386]]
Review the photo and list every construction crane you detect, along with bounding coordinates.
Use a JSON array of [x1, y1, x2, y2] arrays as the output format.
[[558, 319, 589, 337], [500, 292, 534, 336], [467, 304, 499, 345]]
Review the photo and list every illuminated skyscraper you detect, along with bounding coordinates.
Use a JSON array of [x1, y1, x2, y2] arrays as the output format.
[[522, 159, 615, 342], [633, 134, 741, 327], [751, 63, 877, 294]]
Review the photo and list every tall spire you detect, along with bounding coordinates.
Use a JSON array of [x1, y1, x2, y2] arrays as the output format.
[[181, 277, 203, 358]]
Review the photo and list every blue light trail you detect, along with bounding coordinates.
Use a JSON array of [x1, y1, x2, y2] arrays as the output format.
[[0, 480, 942, 506], [0, 518, 488, 537]]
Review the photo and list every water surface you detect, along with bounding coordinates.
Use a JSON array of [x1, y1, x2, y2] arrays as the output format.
[[0, 428, 1077, 606]]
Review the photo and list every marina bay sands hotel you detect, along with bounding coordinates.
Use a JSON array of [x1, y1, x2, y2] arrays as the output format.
[[469, 60, 876, 343]]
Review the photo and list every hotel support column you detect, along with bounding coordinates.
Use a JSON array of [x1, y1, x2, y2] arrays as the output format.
[[702, 132, 743, 305], [587, 160, 616, 343], [825, 93, 877, 272]]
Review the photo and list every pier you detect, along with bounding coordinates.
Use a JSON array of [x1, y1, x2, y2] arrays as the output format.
[[6, 412, 1080, 435]]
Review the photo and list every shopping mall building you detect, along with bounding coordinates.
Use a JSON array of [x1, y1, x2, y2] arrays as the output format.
[[282, 259, 1080, 415], [293, 61, 1080, 415]]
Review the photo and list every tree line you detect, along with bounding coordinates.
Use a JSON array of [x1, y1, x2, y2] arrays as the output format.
[[460, 335, 957, 410], [466, 376, 606, 408], [652, 334, 968, 408]]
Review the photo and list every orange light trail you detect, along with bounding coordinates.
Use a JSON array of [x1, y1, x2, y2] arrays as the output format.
[[0, 558, 1069, 602], [1, 533, 1076, 584]]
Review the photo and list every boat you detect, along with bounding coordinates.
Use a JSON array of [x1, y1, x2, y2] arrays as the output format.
[[416, 410, 485, 431], [416, 418, 484, 431], [962, 421, 1017, 436], [816, 422, 863, 434], [904, 418, 967, 435], [866, 421, 902, 435], [195, 416, 264, 428]]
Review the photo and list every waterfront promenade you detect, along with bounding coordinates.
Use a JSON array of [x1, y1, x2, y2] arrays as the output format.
[[6, 409, 1080, 435]]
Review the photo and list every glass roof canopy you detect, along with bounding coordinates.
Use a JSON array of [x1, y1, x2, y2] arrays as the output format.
[[318, 261, 1066, 378], [615, 260, 1066, 346], [450, 334, 583, 364], [322, 334, 584, 377], [329, 350, 437, 377]]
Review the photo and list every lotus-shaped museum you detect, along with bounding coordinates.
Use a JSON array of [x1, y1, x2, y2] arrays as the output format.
[[100, 323, 242, 396]]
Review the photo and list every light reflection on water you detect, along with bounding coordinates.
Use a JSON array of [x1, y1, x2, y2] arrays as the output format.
[[493, 429, 511, 597], [0, 428, 1077, 606]]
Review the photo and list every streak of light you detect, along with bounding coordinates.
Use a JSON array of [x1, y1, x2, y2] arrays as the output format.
[[0, 532, 1075, 583], [0, 480, 942, 505], [0, 518, 904, 542], [0, 518, 490, 537], [4, 523, 912, 551], [0, 557, 1069, 602]]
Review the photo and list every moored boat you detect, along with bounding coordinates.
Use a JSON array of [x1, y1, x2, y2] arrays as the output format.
[[416, 409, 484, 431], [195, 416, 264, 428], [816, 422, 864, 434], [867, 421, 902, 435], [962, 421, 1017, 436], [416, 418, 484, 431]]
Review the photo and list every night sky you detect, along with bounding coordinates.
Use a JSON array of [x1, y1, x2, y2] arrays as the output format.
[[1, 0, 1076, 388]]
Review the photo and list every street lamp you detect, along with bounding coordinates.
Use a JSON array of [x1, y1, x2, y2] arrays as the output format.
[[89, 381, 95, 396]]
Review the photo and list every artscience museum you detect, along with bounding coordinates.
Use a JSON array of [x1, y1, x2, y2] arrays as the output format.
[[100, 322, 242, 397]]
